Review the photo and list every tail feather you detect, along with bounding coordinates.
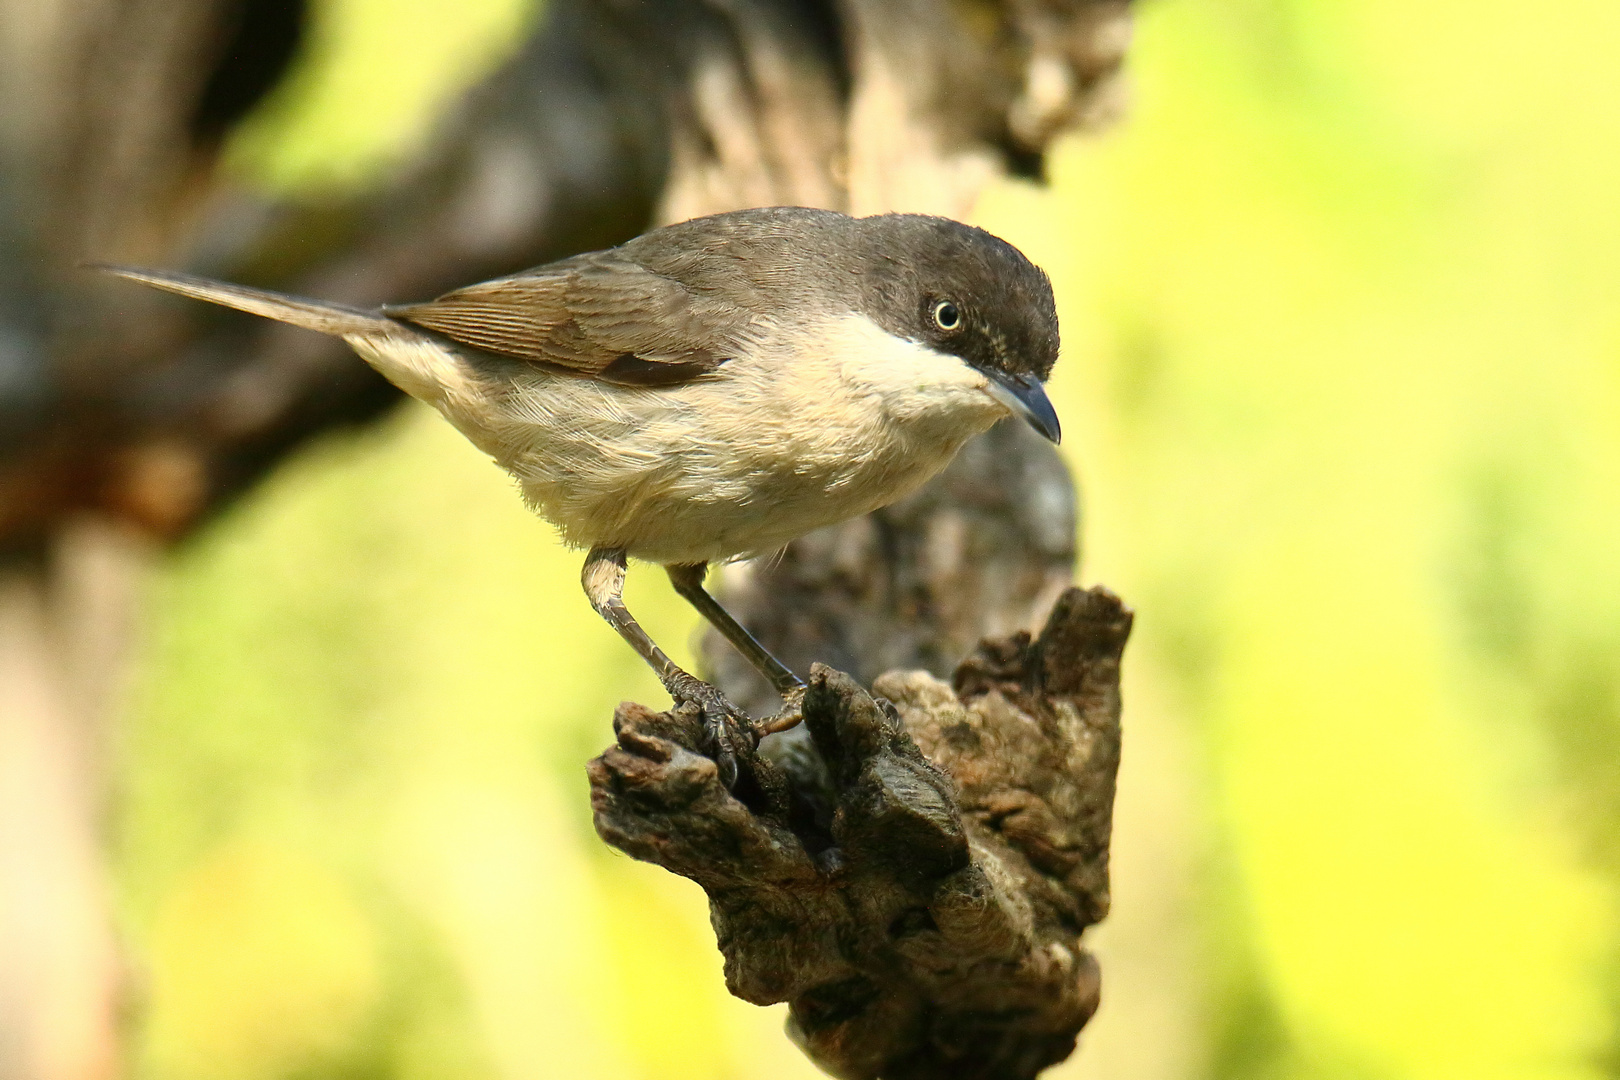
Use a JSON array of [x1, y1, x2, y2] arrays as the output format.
[[91, 264, 396, 338]]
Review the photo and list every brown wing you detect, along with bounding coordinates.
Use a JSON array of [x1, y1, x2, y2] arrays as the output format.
[[383, 254, 731, 386]]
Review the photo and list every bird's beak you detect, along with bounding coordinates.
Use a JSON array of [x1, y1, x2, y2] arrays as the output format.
[[984, 370, 1061, 444]]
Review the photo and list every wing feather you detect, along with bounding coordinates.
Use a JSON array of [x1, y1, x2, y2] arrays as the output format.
[[384, 254, 730, 385]]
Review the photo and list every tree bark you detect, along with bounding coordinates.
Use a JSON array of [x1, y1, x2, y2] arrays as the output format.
[[591, 587, 1131, 1080], [591, 382, 1130, 1079]]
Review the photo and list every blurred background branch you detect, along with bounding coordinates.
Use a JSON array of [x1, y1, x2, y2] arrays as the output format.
[[0, 2, 1130, 1078]]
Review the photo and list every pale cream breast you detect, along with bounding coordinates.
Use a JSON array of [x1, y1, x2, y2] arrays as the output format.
[[350, 314, 1008, 565]]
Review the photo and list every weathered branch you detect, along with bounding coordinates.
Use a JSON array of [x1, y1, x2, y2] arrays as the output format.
[[590, 586, 1131, 1080], [591, 381, 1128, 1077]]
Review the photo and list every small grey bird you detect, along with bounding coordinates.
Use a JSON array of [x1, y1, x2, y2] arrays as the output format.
[[99, 206, 1061, 784]]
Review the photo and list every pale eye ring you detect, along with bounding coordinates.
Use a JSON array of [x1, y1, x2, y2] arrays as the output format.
[[932, 299, 962, 330]]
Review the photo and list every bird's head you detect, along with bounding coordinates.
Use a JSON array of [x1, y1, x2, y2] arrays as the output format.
[[856, 214, 1061, 443]]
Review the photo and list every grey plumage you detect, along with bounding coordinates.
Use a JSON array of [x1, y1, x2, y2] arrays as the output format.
[[389, 207, 1059, 387], [95, 206, 1062, 785], [101, 208, 1058, 392]]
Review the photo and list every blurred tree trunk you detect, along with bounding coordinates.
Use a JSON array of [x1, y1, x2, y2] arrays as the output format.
[[0, 1, 1131, 1077], [0, 2, 305, 1075]]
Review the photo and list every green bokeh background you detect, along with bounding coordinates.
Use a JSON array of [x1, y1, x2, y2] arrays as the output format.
[[115, 0, 1620, 1077]]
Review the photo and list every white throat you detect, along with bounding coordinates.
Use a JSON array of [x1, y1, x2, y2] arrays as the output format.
[[808, 312, 1004, 434]]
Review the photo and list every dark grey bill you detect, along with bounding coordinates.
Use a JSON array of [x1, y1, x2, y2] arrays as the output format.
[[984, 370, 1061, 444]]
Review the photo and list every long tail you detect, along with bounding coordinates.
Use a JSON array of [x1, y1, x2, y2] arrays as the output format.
[[91, 264, 396, 337]]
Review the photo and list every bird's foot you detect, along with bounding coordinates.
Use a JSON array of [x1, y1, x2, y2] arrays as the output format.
[[669, 676, 757, 789], [757, 684, 807, 736]]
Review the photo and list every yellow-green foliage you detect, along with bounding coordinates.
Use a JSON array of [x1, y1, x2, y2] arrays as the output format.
[[117, 0, 1620, 1077]]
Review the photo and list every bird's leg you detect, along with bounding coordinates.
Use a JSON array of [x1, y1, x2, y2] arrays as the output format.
[[582, 547, 753, 786], [666, 563, 806, 735]]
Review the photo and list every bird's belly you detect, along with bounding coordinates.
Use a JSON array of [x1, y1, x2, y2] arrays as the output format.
[[625, 445, 948, 565], [475, 344, 1000, 565]]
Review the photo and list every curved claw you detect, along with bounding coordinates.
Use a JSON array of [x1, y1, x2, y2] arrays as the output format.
[[670, 678, 756, 789]]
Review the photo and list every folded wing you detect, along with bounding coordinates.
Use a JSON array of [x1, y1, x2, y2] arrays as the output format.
[[385, 254, 734, 386]]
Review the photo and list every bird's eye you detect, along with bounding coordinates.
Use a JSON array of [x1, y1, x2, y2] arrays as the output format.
[[932, 300, 961, 331]]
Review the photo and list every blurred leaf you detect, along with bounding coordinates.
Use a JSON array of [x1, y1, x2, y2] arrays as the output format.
[[142, 841, 381, 1080]]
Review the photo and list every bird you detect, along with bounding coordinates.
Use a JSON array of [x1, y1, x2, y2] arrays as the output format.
[[97, 206, 1061, 786]]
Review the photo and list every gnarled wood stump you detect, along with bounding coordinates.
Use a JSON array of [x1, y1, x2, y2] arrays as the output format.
[[590, 586, 1131, 1080]]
